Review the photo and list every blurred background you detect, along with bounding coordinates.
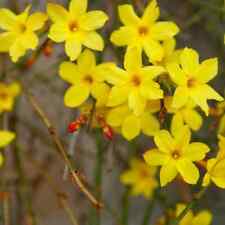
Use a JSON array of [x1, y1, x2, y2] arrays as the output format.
[[0, 0, 224, 225]]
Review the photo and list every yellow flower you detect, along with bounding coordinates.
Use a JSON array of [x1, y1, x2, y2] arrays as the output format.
[[47, 0, 108, 61], [0, 6, 48, 62], [144, 126, 210, 186], [120, 158, 158, 198], [217, 101, 225, 135], [151, 38, 181, 66], [0, 130, 15, 166], [106, 47, 165, 115], [167, 47, 223, 115], [0, 82, 21, 113], [164, 96, 202, 133], [111, 0, 179, 62], [203, 135, 225, 188], [107, 100, 160, 140], [59, 49, 112, 108], [175, 204, 212, 225]]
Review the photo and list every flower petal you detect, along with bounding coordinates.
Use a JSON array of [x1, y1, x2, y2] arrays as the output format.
[[195, 58, 218, 83], [184, 143, 210, 161], [69, 0, 87, 17], [176, 159, 199, 184], [77, 49, 96, 73], [144, 149, 169, 166], [142, 0, 159, 24], [192, 211, 212, 225], [107, 86, 129, 107], [59, 62, 80, 84], [173, 125, 191, 149], [160, 163, 178, 186], [0, 131, 15, 148], [171, 112, 184, 137], [65, 38, 82, 61], [20, 32, 38, 49], [26, 12, 48, 31], [154, 130, 175, 153], [47, 3, 69, 23], [0, 32, 16, 52], [180, 48, 199, 75], [9, 41, 26, 62], [141, 113, 160, 136], [0, 8, 16, 30], [144, 39, 164, 62], [105, 66, 128, 85], [128, 91, 146, 116], [166, 63, 187, 85], [110, 26, 136, 46], [151, 22, 179, 41], [107, 105, 129, 127], [64, 84, 89, 107], [122, 114, 141, 140], [48, 23, 68, 42], [79, 11, 108, 31], [124, 46, 142, 72], [183, 109, 202, 131], [83, 31, 104, 51], [118, 4, 140, 26], [141, 66, 165, 80], [172, 87, 189, 109]]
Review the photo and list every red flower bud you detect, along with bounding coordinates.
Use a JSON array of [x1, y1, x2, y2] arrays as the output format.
[[103, 125, 114, 140], [68, 121, 80, 133]]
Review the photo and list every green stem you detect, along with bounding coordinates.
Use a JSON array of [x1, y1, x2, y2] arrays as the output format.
[[121, 188, 130, 225], [141, 198, 156, 225], [168, 187, 207, 225]]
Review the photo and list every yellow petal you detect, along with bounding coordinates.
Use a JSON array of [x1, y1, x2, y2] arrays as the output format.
[[0, 8, 16, 30], [160, 163, 178, 186], [151, 22, 179, 41], [20, 32, 38, 49], [69, 0, 87, 17], [0, 154, 4, 167], [140, 65, 165, 79], [0, 32, 16, 52], [124, 46, 142, 72], [83, 31, 104, 51], [9, 41, 26, 62], [154, 130, 175, 153], [120, 170, 137, 184], [140, 80, 163, 100], [172, 87, 189, 109], [171, 112, 184, 137], [79, 11, 108, 31], [144, 149, 169, 166], [94, 63, 116, 82], [9, 83, 21, 97], [0, 131, 15, 148], [144, 39, 164, 62], [91, 82, 110, 107], [173, 125, 191, 149], [166, 63, 187, 85], [128, 91, 146, 116], [145, 100, 161, 113], [64, 84, 89, 107], [107, 86, 129, 106], [141, 113, 160, 136], [184, 143, 209, 161], [17, 5, 31, 23], [59, 62, 80, 84], [180, 48, 199, 74], [183, 109, 202, 131], [105, 66, 128, 85], [107, 104, 129, 127], [26, 12, 48, 31], [122, 114, 141, 140], [142, 0, 159, 24], [77, 49, 96, 73], [118, 4, 140, 26], [110, 26, 136, 46], [47, 3, 69, 23], [176, 159, 199, 184], [162, 38, 176, 58], [65, 38, 82, 61], [195, 58, 218, 83], [192, 211, 212, 225], [212, 177, 225, 189], [48, 23, 68, 42]]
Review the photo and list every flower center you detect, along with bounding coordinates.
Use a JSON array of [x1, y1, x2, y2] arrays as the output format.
[[140, 169, 149, 178], [18, 23, 27, 33], [187, 78, 197, 88], [83, 75, 93, 84], [131, 74, 141, 87], [138, 26, 149, 36], [171, 150, 181, 160], [69, 21, 79, 32], [0, 92, 9, 100]]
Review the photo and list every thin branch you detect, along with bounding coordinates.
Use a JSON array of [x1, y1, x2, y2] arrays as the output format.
[[25, 91, 103, 209]]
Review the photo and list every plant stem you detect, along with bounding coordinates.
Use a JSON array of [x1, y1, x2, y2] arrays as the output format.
[[168, 187, 208, 225], [121, 188, 130, 225], [141, 198, 156, 225]]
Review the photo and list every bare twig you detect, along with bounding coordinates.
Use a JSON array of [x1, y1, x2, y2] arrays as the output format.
[[25, 91, 103, 209]]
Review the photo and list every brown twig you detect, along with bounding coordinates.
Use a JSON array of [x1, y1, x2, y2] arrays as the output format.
[[25, 91, 103, 209]]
